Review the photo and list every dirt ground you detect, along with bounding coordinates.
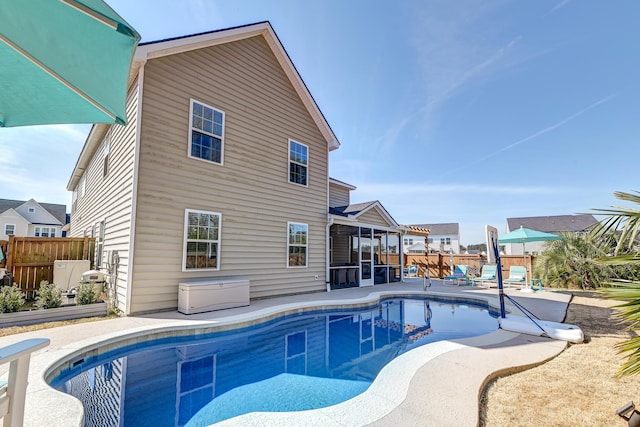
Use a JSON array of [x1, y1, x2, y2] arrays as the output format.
[[480, 290, 639, 427]]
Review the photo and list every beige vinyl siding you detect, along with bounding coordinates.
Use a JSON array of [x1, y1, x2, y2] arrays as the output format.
[[130, 36, 329, 313], [358, 208, 392, 229], [69, 81, 139, 312], [329, 184, 350, 208]]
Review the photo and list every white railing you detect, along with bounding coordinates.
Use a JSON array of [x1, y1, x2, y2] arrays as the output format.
[[0, 338, 50, 427]]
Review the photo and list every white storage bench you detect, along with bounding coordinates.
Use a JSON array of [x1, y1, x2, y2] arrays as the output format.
[[178, 279, 250, 314]]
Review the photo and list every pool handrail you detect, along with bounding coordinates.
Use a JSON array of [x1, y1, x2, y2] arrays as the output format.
[[0, 338, 50, 427]]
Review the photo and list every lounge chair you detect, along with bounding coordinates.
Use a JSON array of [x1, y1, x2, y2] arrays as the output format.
[[503, 266, 527, 288], [404, 265, 418, 278], [444, 265, 471, 286], [472, 264, 497, 288]]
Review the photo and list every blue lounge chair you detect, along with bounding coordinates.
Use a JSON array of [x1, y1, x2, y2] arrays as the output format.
[[404, 265, 418, 278], [504, 266, 527, 288], [444, 265, 471, 286], [472, 264, 497, 288]]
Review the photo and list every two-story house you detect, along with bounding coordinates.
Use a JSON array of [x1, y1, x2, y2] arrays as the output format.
[[504, 214, 598, 255], [67, 22, 342, 315], [0, 198, 66, 240], [405, 223, 460, 254]]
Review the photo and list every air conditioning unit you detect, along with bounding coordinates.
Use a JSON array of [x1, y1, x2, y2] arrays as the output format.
[[53, 260, 91, 291], [82, 270, 105, 283]]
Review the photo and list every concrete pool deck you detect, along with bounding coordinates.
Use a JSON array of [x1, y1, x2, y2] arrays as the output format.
[[0, 279, 573, 426]]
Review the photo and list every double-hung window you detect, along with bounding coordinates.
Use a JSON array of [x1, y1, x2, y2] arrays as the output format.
[[103, 138, 110, 178], [189, 100, 225, 164], [183, 209, 221, 271], [4, 224, 15, 236], [287, 222, 308, 267], [35, 227, 51, 237], [289, 140, 308, 186]]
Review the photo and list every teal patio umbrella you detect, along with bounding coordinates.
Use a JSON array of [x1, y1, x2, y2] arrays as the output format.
[[0, 0, 141, 127], [499, 226, 562, 283]]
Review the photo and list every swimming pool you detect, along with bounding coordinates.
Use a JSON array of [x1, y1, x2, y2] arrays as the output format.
[[50, 296, 498, 426]]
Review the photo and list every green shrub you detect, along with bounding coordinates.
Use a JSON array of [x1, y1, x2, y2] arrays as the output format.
[[0, 285, 26, 313], [76, 282, 98, 305], [35, 280, 62, 310]]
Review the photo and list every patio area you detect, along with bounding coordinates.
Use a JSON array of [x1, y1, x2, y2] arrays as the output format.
[[0, 279, 573, 426]]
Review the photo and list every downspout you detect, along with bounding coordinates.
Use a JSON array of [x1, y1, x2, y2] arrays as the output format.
[[326, 215, 334, 292]]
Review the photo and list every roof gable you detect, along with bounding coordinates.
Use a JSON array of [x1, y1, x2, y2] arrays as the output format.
[[69, 21, 340, 191], [506, 215, 598, 233], [136, 22, 339, 151], [0, 198, 66, 225], [15, 199, 63, 226], [330, 200, 399, 228], [0, 208, 30, 226]]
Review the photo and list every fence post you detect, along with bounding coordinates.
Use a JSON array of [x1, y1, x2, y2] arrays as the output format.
[[82, 237, 89, 260], [6, 234, 14, 272]]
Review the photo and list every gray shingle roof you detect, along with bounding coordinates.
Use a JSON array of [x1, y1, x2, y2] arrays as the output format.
[[0, 198, 68, 225], [506, 214, 598, 233], [330, 201, 377, 217], [409, 223, 459, 236]]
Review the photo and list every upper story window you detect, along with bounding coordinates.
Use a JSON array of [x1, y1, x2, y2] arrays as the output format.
[[440, 237, 451, 245], [289, 140, 308, 186], [4, 224, 15, 236], [28, 207, 35, 213], [103, 137, 110, 178], [189, 100, 225, 165], [80, 175, 86, 198], [287, 222, 308, 267], [183, 209, 221, 271]]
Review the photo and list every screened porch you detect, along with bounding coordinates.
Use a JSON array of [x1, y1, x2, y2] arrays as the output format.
[[329, 224, 402, 290]]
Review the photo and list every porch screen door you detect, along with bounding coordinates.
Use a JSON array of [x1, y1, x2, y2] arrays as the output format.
[[360, 228, 373, 286]]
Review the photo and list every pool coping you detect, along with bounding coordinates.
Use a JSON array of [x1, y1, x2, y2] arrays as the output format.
[[3, 283, 572, 427]]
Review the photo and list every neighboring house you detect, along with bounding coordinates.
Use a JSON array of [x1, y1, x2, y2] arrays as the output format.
[[504, 214, 599, 255], [328, 178, 418, 289], [67, 22, 345, 315], [0, 198, 66, 240], [406, 223, 460, 254]]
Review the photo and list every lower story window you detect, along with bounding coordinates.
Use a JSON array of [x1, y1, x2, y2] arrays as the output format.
[[4, 224, 15, 236], [287, 222, 308, 267], [183, 209, 221, 271]]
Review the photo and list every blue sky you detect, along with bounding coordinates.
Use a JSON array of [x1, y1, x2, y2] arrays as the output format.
[[1, 0, 638, 244]]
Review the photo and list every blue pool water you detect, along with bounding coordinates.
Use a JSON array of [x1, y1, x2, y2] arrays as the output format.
[[51, 297, 498, 426]]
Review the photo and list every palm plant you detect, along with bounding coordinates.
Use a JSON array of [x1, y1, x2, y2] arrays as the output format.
[[590, 190, 640, 376], [532, 232, 616, 289]]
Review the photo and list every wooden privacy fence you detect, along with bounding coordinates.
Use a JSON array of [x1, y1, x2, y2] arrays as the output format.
[[1, 236, 95, 295], [405, 253, 536, 279]]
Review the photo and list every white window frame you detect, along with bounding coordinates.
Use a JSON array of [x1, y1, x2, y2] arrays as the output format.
[[28, 207, 35, 213], [35, 227, 51, 237], [103, 137, 110, 178], [288, 139, 308, 187], [182, 209, 222, 272], [96, 221, 105, 268], [4, 224, 15, 236], [188, 99, 225, 165], [287, 222, 308, 268]]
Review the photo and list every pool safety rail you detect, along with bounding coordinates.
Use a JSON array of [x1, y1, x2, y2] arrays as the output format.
[[0, 338, 50, 427]]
